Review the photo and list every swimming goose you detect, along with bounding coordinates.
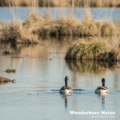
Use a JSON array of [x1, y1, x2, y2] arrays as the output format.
[[95, 78, 109, 93], [60, 76, 73, 94]]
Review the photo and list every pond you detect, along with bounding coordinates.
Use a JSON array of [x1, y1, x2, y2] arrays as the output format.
[[0, 8, 120, 120], [0, 7, 120, 22]]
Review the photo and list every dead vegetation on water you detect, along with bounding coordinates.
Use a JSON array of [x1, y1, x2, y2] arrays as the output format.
[[0, 77, 15, 83], [6, 69, 16, 73], [65, 38, 120, 61]]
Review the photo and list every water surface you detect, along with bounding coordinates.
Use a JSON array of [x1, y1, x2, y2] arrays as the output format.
[[0, 38, 120, 120], [0, 7, 120, 22], [0, 7, 120, 120]]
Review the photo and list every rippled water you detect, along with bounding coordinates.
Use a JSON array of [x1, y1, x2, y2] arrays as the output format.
[[0, 6, 120, 120], [0, 37, 120, 120]]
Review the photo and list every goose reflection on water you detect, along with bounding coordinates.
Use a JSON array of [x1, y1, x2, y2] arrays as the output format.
[[61, 95, 71, 109], [95, 92, 109, 107], [60, 89, 82, 109]]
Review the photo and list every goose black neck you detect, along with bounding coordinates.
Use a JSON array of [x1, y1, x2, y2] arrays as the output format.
[[65, 79, 68, 86], [102, 81, 105, 87]]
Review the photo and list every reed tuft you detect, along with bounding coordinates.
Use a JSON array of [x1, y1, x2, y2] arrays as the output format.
[[65, 38, 120, 61]]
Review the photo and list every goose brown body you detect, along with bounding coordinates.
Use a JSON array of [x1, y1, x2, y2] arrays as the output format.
[[60, 86, 73, 93], [60, 76, 73, 94], [95, 86, 109, 93], [95, 78, 109, 93]]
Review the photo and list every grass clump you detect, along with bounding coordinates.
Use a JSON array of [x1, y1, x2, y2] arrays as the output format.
[[0, 10, 119, 44], [65, 39, 119, 61], [1, 22, 39, 44], [65, 40, 107, 60], [101, 22, 119, 36], [23, 11, 119, 38]]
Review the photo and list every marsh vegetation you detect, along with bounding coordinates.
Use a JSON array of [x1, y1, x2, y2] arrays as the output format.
[[0, 2, 120, 119], [0, 9, 119, 45], [0, 0, 120, 7], [0, 0, 119, 62], [65, 37, 120, 61]]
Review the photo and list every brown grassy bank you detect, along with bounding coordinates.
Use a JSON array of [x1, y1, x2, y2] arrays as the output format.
[[0, 9, 119, 44], [0, 0, 120, 7], [24, 12, 119, 37], [65, 38, 120, 61], [0, 22, 39, 44]]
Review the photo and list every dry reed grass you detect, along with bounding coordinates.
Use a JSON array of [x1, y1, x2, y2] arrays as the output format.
[[0, 0, 38, 7], [23, 11, 119, 37], [0, 3, 119, 45], [69, 0, 120, 7], [0, 10, 119, 44], [0, 0, 61, 7], [0, 23, 2, 31], [0, 23, 2, 38], [0, 0, 120, 7], [1, 22, 39, 44]]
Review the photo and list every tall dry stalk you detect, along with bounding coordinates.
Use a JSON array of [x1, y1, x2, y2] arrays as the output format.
[[71, 0, 74, 16]]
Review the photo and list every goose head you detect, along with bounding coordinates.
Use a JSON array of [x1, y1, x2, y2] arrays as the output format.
[[65, 76, 68, 86], [101, 78, 105, 87]]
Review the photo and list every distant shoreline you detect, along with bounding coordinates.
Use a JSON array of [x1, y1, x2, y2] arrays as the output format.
[[0, 6, 120, 8], [0, 0, 120, 8]]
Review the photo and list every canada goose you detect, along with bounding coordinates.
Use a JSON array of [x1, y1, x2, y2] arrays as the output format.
[[60, 76, 73, 94], [95, 78, 109, 93]]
